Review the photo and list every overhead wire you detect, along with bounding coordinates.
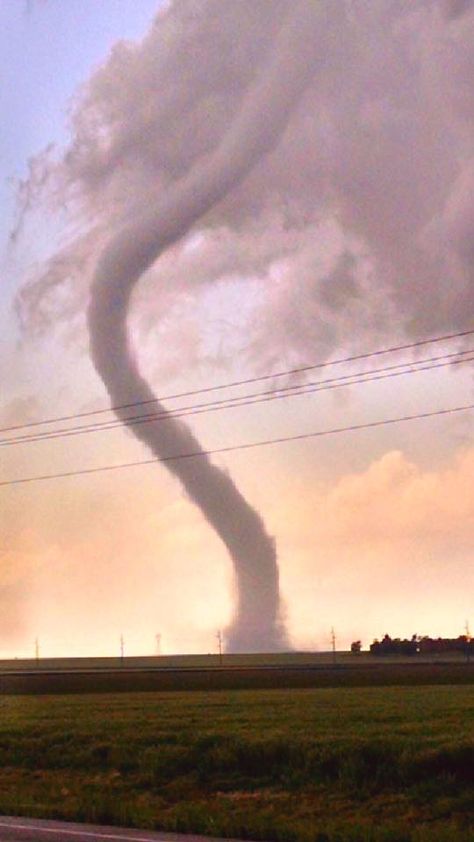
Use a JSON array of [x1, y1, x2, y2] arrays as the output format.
[[2, 401, 473, 487], [2, 346, 474, 447], [1, 326, 474, 435]]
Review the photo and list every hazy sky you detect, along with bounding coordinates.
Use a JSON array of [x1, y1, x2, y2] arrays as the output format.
[[1, 0, 474, 658]]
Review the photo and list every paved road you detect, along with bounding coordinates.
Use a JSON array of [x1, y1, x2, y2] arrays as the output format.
[[0, 818, 245, 842]]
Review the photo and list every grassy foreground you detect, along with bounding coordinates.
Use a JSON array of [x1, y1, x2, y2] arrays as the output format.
[[0, 686, 472, 842]]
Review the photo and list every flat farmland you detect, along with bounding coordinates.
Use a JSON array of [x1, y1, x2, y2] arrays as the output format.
[[1, 651, 471, 672], [0, 652, 473, 695], [0, 686, 472, 842]]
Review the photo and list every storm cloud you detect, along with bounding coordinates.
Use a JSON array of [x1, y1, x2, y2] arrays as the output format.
[[11, 0, 474, 649], [16, 0, 474, 369]]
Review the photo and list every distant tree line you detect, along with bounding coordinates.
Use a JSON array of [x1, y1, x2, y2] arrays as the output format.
[[368, 634, 473, 656]]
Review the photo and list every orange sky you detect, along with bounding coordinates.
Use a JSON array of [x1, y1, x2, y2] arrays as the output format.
[[2, 410, 473, 657]]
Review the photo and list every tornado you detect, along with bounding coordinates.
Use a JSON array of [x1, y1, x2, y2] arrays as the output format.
[[88, 1, 328, 652]]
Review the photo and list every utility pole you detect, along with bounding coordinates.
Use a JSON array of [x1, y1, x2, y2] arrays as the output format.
[[330, 627, 336, 665], [155, 633, 161, 656], [120, 634, 124, 665], [35, 638, 39, 663], [216, 629, 223, 666]]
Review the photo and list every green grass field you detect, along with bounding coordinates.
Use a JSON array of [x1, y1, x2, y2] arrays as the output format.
[[0, 686, 472, 842]]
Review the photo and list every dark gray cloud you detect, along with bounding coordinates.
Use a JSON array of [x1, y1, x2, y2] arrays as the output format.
[[16, 0, 474, 369]]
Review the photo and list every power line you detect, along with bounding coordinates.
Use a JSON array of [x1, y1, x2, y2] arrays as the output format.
[[2, 348, 473, 448], [2, 350, 469, 445], [2, 401, 472, 488], [2, 326, 473, 435]]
